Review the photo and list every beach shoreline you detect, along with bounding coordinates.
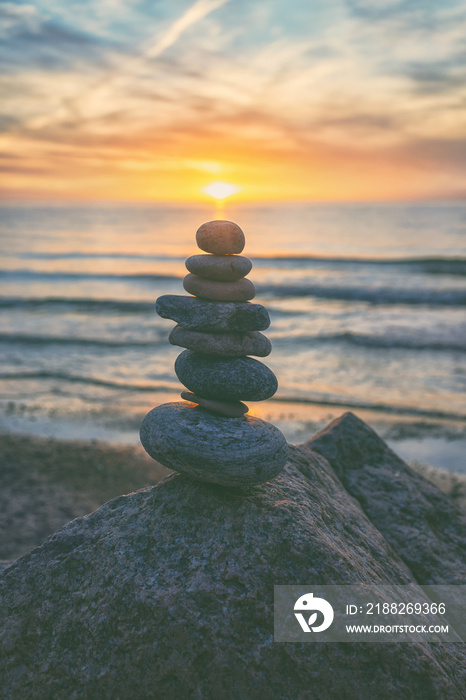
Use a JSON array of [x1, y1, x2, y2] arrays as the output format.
[[1, 428, 465, 565], [2, 394, 466, 473], [0, 431, 170, 562]]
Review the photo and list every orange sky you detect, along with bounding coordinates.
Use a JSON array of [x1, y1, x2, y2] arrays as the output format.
[[1, 0, 466, 203]]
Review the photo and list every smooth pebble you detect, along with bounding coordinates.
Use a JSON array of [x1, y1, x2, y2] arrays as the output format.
[[185, 254, 252, 282], [175, 349, 278, 401], [183, 274, 255, 302], [170, 326, 271, 357], [196, 220, 245, 255]]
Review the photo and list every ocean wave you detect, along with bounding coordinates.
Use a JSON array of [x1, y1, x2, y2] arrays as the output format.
[[0, 370, 174, 392], [0, 327, 463, 353], [0, 332, 165, 348], [1, 281, 465, 315], [0, 297, 155, 313], [254, 256, 466, 276], [271, 395, 466, 422], [257, 284, 466, 306], [5, 255, 466, 276], [0, 269, 180, 283], [273, 331, 466, 353], [0, 329, 463, 353]]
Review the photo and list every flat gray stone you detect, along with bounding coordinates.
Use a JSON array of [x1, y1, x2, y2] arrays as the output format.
[[186, 254, 252, 281], [183, 273, 255, 301], [180, 391, 248, 417], [155, 295, 270, 332], [169, 325, 271, 357], [140, 402, 288, 486], [175, 350, 278, 401]]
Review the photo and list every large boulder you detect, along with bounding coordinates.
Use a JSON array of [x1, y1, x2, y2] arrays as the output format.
[[1, 414, 465, 699], [309, 413, 466, 585]]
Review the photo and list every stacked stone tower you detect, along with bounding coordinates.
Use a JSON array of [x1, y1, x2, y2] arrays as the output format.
[[140, 220, 288, 486]]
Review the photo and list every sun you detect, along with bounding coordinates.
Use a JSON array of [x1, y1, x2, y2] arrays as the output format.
[[202, 181, 240, 200]]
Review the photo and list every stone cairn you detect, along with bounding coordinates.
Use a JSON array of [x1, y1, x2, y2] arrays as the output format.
[[140, 220, 288, 487]]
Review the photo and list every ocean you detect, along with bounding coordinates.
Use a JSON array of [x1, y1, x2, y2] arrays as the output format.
[[1, 201, 465, 472]]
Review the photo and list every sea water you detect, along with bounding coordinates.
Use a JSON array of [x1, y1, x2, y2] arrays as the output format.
[[0, 201, 465, 471]]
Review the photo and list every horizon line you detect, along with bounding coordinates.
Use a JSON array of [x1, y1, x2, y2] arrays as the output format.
[[1, 196, 465, 208]]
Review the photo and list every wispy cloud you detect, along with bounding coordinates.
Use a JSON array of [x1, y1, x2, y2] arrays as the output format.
[[145, 0, 232, 59], [0, 2, 113, 71], [15, 0, 233, 128]]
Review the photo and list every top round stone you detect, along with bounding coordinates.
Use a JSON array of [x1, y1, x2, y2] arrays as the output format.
[[196, 220, 245, 255]]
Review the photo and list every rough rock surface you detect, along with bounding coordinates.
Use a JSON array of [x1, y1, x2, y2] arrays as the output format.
[[2, 415, 466, 699], [180, 391, 248, 417], [140, 402, 288, 485], [196, 220, 245, 255], [183, 273, 255, 301], [170, 325, 271, 357], [175, 349, 278, 401], [185, 254, 252, 281], [156, 295, 270, 332], [309, 413, 466, 585]]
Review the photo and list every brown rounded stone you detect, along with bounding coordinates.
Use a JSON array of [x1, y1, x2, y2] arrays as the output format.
[[185, 254, 252, 282], [196, 220, 245, 255], [183, 273, 255, 302], [181, 391, 248, 417], [170, 326, 271, 357]]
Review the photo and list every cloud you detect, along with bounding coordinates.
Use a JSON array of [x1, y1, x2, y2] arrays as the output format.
[[144, 0, 232, 59], [0, 114, 19, 131], [346, 0, 440, 22], [0, 163, 50, 174], [0, 2, 115, 72], [404, 137, 466, 172], [0, 2, 40, 35], [1, 0, 466, 200], [7, 0, 234, 129], [404, 63, 466, 94]]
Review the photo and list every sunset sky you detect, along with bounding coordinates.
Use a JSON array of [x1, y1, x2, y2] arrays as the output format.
[[1, 0, 466, 202]]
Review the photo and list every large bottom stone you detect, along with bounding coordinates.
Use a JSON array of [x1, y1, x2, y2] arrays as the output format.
[[140, 402, 288, 486]]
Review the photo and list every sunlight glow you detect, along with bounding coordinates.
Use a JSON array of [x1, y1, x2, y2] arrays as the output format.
[[202, 181, 240, 200], [2, 1, 464, 203]]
